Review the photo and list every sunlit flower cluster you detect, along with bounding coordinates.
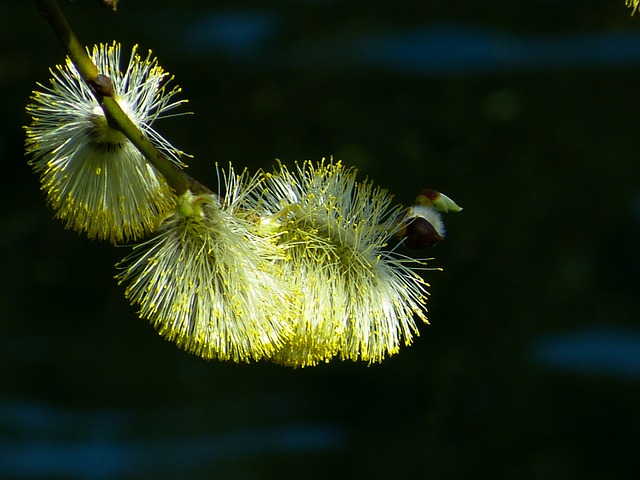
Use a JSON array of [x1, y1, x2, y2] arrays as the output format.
[[116, 166, 293, 362], [252, 160, 433, 366], [114, 160, 451, 366], [26, 41, 461, 366], [25, 42, 187, 243]]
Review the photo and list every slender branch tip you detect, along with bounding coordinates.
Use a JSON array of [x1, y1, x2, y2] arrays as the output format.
[[98, 0, 119, 11]]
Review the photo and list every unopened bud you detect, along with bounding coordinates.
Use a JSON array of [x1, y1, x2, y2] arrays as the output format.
[[415, 189, 463, 213], [403, 216, 444, 249]]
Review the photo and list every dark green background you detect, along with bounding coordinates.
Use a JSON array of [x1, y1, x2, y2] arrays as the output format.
[[2, 1, 639, 478]]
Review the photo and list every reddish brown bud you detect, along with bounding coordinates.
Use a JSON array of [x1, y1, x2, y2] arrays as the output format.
[[403, 217, 444, 249], [417, 188, 440, 203]]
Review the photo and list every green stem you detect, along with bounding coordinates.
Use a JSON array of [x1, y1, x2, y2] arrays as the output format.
[[35, 0, 97, 81], [35, 0, 211, 195]]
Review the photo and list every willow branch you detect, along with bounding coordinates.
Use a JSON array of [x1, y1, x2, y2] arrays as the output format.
[[35, 0, 211, 196]]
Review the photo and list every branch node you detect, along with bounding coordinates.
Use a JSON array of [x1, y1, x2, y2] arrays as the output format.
[[89, 74, 115, 97]]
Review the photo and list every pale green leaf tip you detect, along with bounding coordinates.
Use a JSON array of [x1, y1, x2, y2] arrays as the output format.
[[415, 189, 463, 213]]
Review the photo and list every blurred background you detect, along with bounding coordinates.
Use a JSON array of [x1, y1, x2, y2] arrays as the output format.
[[2, 0, 640, 478]]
